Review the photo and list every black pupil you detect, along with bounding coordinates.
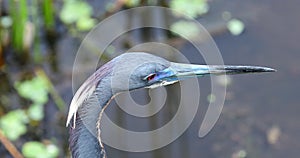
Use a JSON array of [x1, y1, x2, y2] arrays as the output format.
[[147, 74, 156, 81]]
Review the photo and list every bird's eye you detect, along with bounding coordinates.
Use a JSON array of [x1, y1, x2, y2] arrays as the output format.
[[145, 73, 156, 81]]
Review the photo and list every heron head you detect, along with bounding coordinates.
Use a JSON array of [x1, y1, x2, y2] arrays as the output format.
[[66, 52, 275, 127], [111, 52, 275, 91]]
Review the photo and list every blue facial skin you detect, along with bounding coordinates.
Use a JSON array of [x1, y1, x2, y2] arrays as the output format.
[[155, 68, 177, 82], [150, 66, 209, 85], [161, 66, 211, 80]]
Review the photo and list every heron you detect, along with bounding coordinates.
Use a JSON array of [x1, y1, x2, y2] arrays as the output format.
[[66, 52, 275, 158]]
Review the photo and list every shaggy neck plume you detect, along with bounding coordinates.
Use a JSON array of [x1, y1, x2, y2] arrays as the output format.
[[69, 61, 116, 158]]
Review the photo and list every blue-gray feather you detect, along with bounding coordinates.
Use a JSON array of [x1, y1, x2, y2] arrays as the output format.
[[68, 53, 170, 158]]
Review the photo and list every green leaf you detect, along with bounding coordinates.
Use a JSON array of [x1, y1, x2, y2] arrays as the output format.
[[45, 144, 59, 157], [170, 21, 200, 38], [207, 94, 216, 103], [22, 141, 59, 158], [170, 0, 209, 18], [9, 0, 28, 51], [0, 110, 28, 140], [227, 19, 245, 36], [22, 142, 45, 158], [124, 0, 141, 7], [76, 17, 96, 31], [60, 0, 93, 24], [14, 75, 49, 122], [28, 103, 44, 121], [14, 75, 49, 104], [0, 16, 13, 28], [43, 0, 55, 29]]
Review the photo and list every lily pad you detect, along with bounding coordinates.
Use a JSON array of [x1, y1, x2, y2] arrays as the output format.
[[0, 110, 28, 140], [22, 141, 59, 158], [170, 0, 209, 18], [60, 0, 92, 24], [171, 21, 200, 38], [76, 17, 96, 31], [227, 19, 245, 36], [14, 75, 49, 104], [125, 0, 141, 7], [28, 103, 44, 121]]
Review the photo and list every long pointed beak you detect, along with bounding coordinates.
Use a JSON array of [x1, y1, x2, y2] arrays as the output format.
[[166, 62, 276, 80]]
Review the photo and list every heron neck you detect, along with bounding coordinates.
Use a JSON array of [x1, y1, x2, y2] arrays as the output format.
[[69, 77, 113, 158]]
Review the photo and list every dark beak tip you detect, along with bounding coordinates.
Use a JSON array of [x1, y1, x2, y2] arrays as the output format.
[[243, 66, 276, 73], [222, 66, 277, 75], [262, 67, 277, 72]]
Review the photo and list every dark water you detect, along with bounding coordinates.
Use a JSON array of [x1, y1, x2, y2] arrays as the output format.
[[101, 1, 300, 158], [202, 0, 300, 157]]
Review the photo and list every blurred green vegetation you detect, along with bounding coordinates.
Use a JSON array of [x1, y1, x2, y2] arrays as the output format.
[[170, 0, 209, 18], [60, 0, 96, 31], [14, 73, 50, 121], [22, 141, 59, 158], [171, 21, 201, 38], [0, 110, 28, 141], [227, 18, 245, 36], [9, 0, 28, 52]]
